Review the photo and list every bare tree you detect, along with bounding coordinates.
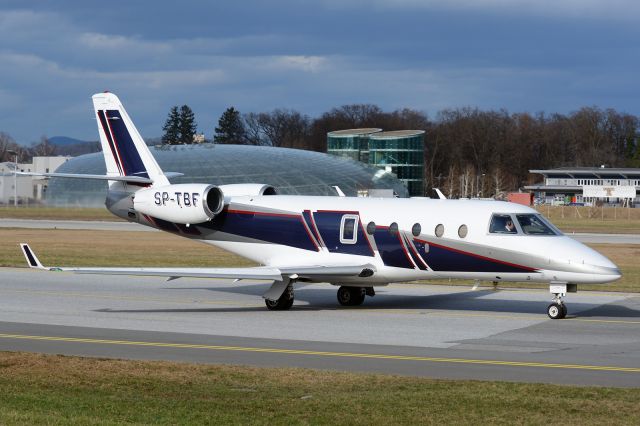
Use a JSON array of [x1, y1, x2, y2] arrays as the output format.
[[30, 136, 56, 157]]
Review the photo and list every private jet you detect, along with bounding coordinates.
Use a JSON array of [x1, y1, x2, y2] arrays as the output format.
[[19, 92, 621, 319]]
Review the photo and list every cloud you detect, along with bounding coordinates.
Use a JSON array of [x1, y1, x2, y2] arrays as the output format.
[[270, 56, 328, 72], [322, 0, 640, 20]]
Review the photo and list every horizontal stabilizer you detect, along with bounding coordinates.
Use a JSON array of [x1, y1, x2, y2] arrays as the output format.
[[17, 171, 153, 184], [16, 171, 184, 184]]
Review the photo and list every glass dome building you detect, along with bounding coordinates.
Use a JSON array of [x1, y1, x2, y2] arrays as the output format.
[[327, 129, 425, 196], [46, 144, 409, 207], [369, 130, 425, 197], [327, 128, 382, 164]]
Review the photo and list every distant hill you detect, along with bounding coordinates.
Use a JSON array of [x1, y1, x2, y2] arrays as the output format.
[[48, 135, 161, 156], [48, 136, 100, 156]]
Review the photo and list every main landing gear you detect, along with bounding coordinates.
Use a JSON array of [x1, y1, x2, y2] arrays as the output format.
[[265, 282, 294, 311], [337, 286, 375, 306]]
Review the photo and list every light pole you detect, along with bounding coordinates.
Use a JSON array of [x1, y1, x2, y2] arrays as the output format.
[[7, 150, 18, 207]]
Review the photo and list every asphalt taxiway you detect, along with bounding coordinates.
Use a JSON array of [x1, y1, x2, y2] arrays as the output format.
[[0, 268, 639, 387]]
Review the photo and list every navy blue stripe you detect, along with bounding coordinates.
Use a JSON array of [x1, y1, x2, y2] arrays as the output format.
[[373, 227, 414, 269], [302, 210, 322, 246], [97, 110, 122, 175], [105, 110, 149, 178], [314, 211, 374, 257], [204, 210, 318, 252], [421, 241, 534, 273]]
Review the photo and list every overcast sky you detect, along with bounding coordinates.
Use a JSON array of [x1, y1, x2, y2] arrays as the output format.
[[1, 0, 639, 144]]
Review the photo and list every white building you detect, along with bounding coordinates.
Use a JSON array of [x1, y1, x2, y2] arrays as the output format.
[[525, 167, 640, 206], [0, 156, 71, 204]]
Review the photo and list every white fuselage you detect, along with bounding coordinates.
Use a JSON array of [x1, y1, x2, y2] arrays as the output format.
[[126, 194, 620, 286]]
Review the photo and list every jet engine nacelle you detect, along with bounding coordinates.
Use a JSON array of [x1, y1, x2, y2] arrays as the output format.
[[133, 184, 224, 225], [217, 183, 278, 198]]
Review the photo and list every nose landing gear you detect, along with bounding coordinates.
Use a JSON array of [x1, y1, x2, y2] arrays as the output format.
[[547, 300, 567, 319], [547, 282, 574, 319]]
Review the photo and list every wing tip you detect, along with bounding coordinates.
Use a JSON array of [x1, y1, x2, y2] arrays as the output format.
[[19, 243, 45, 269]]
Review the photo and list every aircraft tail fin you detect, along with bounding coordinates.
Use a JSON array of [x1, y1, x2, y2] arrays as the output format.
[[92, 92, 169, 186]]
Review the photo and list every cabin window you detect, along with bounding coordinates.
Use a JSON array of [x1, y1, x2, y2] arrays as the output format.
[[389, 222, 399, 235], [366, 221, 376, 235], [435, 224, 444, 237], [489, 214, 517, 234], [340, 214, 359, 244], [412, 223, 421, 237], [458, 224, 468, 238], [515, 214, 558, 235]]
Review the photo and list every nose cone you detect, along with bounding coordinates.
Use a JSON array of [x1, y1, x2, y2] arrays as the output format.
[[547, 237, 622, 283]]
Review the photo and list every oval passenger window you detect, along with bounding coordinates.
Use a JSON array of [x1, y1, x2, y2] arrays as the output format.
[[389, 222, 399, 234], [367, 221, 376, 235], [458, 224, 468, 238], [412, 223, 421, 237], [435, 224, 444, 237]]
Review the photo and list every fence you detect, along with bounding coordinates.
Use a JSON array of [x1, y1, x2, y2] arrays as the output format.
[[535, 205, 640, 221]]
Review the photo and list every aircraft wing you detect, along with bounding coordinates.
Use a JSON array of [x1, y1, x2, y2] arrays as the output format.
[[20, 243, 375, 283]]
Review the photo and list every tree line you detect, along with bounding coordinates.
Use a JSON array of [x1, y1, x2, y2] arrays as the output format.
[[0, 133, 57, 164], [208, 104, 639, 197], [3, 102, 636, 199]]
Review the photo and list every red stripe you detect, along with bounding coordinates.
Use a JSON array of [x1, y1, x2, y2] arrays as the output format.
[[104, 111, 126, 176], [98, 110, 123, 175], [299, 216, 320, 252], [308, 211, 326, 247], [227, 209, 299, 218], [406, 235, 429, 269], [359, 219, 375, 256], [415, 238, 538, 272], [397, 233, 416, 269], [316, 209, 360, 214]]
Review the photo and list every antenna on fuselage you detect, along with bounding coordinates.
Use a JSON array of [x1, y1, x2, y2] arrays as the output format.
[[433, 188, 447, 199]]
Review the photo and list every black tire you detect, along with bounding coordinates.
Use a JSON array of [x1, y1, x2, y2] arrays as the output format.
[[560, 303, 568, 319], [351, 288, 365, 305], [265, 292, 294, 311], [547, 302, 563, 319], [337, 286, 365, 306]]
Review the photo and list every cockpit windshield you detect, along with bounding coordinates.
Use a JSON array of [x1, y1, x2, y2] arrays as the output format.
[[515, 214, 560, 235], [489, 214, 518, 234]]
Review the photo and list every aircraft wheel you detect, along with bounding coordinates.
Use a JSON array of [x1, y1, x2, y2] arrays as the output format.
[[547, 302, 565, 319], [337, 286, 365, 306], [265, 292, 294, 311], [561, 303, 568, 318]]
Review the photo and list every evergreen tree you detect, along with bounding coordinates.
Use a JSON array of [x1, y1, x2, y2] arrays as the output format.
[[178, 105, 197, 145], [161, 106, 180, 145], [214, 107, 246, 144]]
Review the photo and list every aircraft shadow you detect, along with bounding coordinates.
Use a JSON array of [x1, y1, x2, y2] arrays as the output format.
[[92, 286, 639, 318]]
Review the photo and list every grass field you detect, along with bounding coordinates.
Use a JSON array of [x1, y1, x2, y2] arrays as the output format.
[[0, 352, 638, 425], [0, 229, 255, 268], [1, 229, 638, 293], [0, 206, 119, 221], [535, 205, 640, 234]]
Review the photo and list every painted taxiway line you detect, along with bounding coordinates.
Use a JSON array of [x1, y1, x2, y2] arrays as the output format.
[[1, 332, 639, 373]]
